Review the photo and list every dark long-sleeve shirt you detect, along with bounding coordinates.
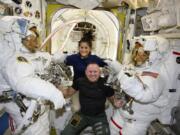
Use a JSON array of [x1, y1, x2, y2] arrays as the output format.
[[72, 77, 114, 116]]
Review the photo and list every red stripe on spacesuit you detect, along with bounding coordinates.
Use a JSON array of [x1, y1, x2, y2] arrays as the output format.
[[173, 51, 180, 55], [9, 115, 15, 132], [111, 117, 122, 135], [141, 71, 159, 78]]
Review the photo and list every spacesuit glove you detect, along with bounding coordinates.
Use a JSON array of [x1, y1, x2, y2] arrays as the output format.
[[104, 59, 122, 74], [117, 70, 144, 98], [52, 52, 68, 63], [51, 90, 66, 109]]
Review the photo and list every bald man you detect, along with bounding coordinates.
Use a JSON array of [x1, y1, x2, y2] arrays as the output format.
[[61, 63, 121, 135]]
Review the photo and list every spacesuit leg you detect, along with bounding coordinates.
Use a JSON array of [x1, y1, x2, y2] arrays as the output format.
[[50, 109, 73, 135], [122, 120, 150, 135], [110, 109, 151, 135], [22, 107, 50, 135], [109, 109, 125, 135]]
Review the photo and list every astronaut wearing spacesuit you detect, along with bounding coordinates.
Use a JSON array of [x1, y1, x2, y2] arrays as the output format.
[[0, 16, 66, 135], [106, 36, 180, 135]]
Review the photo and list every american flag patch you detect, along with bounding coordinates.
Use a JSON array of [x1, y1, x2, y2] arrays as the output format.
[[173, 51, 180, 56], [141, 71, 159, 78], [9, 115, 15, 132]]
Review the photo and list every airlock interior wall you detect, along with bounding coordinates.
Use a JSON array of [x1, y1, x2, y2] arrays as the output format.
[[47, 7, 120, 60], [45, 4, 64, 52]]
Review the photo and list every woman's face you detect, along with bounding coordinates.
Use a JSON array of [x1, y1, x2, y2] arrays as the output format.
[[79, 42, 91, 57]]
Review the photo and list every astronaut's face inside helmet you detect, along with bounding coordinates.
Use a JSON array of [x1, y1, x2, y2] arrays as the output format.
[[132, 42, 150, 66], [22, 33, 39, 53]]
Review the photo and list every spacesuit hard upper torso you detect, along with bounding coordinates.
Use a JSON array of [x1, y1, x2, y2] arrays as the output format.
[[0, 52, 44, 134], [1, 50, 67, 135]]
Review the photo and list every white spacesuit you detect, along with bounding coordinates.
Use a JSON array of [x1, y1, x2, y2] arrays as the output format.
[[0, 16, 66, 135], [106, 36, 180, 135]]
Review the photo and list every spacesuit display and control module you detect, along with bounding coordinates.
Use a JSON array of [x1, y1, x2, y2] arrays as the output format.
[[106, 36, 180, 135], [0, 16, 67, 135]]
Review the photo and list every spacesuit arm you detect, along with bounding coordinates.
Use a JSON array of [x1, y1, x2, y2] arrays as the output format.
[[16, 76, 66, 109], [117, 71, 165, 103], [105, 60, 122, 74], [104, 59, 123, 84]]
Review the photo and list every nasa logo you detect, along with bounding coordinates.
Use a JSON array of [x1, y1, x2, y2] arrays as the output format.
[[17, 56, 28, 63]]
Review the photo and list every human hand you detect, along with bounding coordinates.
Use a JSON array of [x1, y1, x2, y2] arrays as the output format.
[[56, 84, 67, 95]]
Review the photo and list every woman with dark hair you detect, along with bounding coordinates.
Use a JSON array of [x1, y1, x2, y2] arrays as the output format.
[[55, 31, 109, 134], [65, 30, 107, 81]]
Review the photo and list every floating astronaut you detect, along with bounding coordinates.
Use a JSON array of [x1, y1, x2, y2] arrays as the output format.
[[0, 16, 66, 135], [106, 36, 180, 135]]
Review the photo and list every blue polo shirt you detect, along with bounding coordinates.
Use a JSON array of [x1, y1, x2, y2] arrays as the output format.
[[65, 53, 107, 81]]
